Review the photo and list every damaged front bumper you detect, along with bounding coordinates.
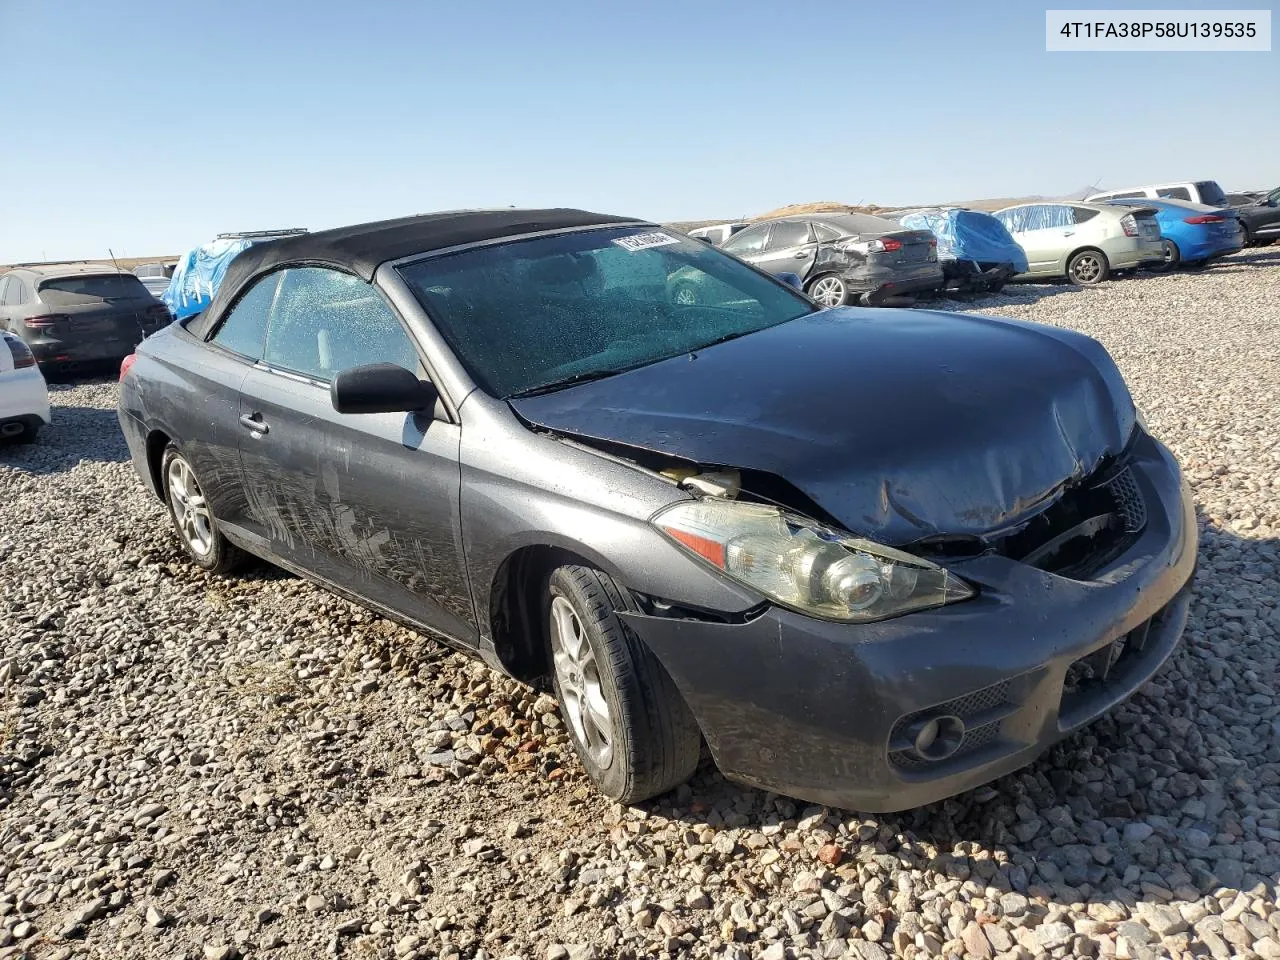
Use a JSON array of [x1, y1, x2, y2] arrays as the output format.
[[621, 432, 1197, 812]]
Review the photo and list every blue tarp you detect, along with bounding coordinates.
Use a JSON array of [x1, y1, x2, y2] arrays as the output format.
[[900, 208, 1028, 273], [162, 238, 259, 320]]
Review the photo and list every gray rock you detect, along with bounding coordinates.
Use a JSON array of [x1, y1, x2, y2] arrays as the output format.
[[847, 943, 888, 960], [1036, 922, 1074, 951], [1123, 822, 1154, 844]]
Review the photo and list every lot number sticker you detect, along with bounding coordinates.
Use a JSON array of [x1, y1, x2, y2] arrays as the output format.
[[613, 231, 680, 252]]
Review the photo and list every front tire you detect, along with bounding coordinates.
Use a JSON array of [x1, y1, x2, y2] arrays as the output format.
[[806, 274, 849, 307], [1067, 249, 1109, 285], [546, 565, 701, 804], [161, 445, 243, 574]]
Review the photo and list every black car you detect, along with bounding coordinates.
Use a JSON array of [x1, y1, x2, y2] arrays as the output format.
[[1231, 186, 1280, 245], [717, 213, 944, 307], [118, 209, 1196, 812], [0, 264, 170, 372]]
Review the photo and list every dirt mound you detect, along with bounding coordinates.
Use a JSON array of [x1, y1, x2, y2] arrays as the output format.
[[753, 201, 885, 220]]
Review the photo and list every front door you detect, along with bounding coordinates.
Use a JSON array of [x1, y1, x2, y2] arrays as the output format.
[[1010, 205, 1075, 275], [235, 266, 476, 646]]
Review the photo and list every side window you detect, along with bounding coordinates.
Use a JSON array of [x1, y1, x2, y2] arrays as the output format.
[[264, 267, 418, 380], [1, 276, 23, 306], [766, 221, 811, 249], [813, 223, 843, 242], [722, 225, 768, 255], [210, 273, 279, 360], [993, 208, 1019, 232], [1157, 186, 1192, 201], [1072, 207, 1100, 224]]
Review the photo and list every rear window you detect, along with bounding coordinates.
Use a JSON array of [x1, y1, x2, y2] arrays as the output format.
[[38, 274, 150, 305], [1194, 181, 1228, 206], [1105, 191, 1147, 200]]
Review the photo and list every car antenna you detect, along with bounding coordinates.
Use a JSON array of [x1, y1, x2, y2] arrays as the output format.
[[109, 247, 124, 273]]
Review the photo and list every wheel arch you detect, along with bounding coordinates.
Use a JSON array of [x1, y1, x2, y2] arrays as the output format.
[[487, 539, 629, 684], [145, 428, 174, 501]]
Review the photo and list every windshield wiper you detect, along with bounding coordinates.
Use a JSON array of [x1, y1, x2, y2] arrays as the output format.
[[510, 368, 622, 398]]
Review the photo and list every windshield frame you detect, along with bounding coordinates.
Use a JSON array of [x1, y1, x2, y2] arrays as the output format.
[[392, 224, 819, 400]]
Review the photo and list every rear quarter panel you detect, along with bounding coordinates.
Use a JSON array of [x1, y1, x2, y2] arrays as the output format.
[[122, 324, 250, 519]]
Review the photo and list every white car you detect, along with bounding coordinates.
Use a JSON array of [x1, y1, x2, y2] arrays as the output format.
[[1086, 180, 1229, 208], [0, 330, 50, 443]]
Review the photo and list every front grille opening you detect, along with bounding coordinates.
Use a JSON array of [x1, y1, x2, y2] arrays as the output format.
[[992, 466, 1147, 579], [910, 463, 1148, 578]]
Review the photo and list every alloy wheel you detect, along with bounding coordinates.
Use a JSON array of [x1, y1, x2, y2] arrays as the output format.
[[1072, 254, 1102, 283], [549, 594, 614, 768], [167, 457, 214, 557], [809, 276, 846, 307]]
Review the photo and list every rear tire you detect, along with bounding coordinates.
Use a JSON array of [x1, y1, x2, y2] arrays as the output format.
[[806, 274, 849, 307], [545, 565, 701, 804], [1067, 249, 1109, 285], [161, 445, 244, 574], [0, 421, 39, 444], [1149, 239, 1180, 273]]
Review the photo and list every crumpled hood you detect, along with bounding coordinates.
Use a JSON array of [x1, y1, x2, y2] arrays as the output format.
[[510, 308, 1136, 544]]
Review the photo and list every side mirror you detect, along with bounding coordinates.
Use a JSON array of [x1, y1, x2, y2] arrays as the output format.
[[331, 363, 437, 414], [777, 272, 802, 291]]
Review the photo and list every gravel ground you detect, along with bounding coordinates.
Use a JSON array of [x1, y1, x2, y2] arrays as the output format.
[[2, 248, 1278, 960]]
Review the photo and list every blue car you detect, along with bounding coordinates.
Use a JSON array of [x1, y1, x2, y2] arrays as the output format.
[[1104, 198, 1242, 270]]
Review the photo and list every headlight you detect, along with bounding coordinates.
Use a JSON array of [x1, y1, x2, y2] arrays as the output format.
[[653, 499, 974, 623]]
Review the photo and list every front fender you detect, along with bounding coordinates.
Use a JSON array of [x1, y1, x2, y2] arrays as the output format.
[[457, 398, 760, 647]]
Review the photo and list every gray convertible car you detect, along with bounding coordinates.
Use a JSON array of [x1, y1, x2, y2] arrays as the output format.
[[118, 209, 1195, 811]]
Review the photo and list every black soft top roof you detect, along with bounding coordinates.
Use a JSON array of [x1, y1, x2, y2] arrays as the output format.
[[186, 208, 643, 339]]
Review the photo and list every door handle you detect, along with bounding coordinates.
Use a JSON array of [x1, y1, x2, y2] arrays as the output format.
[[1063, 231, 1075, 237], [793, 251, 808, 259], [238, 412, 269, 435]]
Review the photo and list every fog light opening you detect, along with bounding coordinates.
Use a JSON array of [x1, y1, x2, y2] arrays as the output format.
[[908, 714, 965, 761]]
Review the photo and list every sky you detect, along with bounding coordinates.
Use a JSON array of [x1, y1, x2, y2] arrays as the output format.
[[1, 0, 1276, 262]]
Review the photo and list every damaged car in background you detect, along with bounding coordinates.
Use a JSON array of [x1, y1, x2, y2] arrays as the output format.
[[895, 207, 1028, 294], [118, 209, 1196, 811], [716, 213, 944, 306]]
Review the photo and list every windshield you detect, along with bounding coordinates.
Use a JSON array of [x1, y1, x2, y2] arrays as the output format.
[[397, 226, 816, 397], [38, 273, 151, 305]]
